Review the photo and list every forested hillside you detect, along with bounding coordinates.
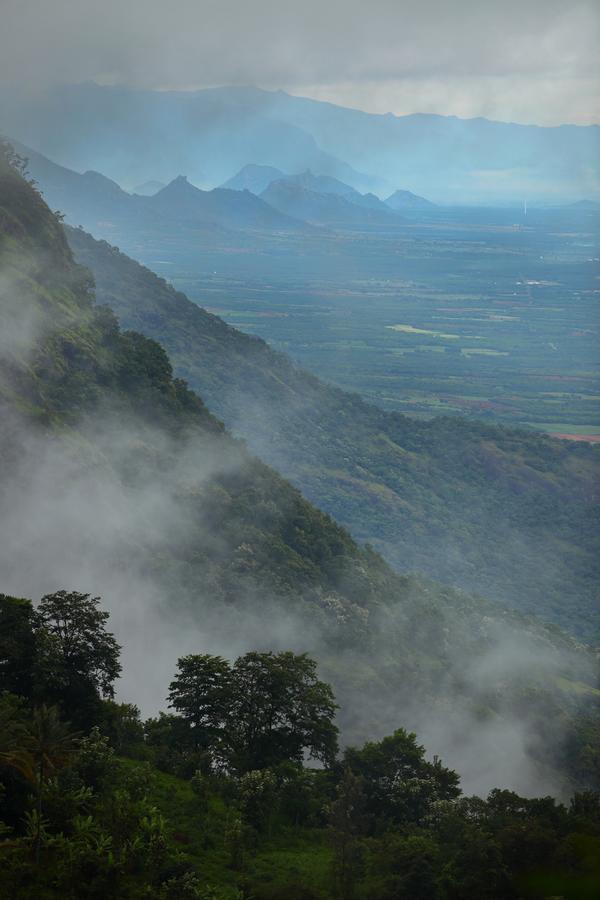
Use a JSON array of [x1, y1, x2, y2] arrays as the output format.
[[66, 226, 600, 640], [0, 143, 598, 801], [2, 591, 599, 899]]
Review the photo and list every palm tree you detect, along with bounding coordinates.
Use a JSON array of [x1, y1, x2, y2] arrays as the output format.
[[1, 705, 79, 862]]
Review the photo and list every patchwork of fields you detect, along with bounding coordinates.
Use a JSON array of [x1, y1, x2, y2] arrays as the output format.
[[123, 205, 600, 434]]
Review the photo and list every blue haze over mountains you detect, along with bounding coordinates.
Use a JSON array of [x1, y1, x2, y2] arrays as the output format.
[[2, 82, 599, 203]]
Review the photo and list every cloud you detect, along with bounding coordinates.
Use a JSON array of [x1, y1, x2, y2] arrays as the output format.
[[0, 0, 598, 124]]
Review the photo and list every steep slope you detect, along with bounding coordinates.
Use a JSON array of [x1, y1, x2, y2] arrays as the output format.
[[66, 225, 600, 641], [2, 145, 598, 795], [8, 139, 143, 225], [221, 164, 287, 193], [260, 179, 398, 226]]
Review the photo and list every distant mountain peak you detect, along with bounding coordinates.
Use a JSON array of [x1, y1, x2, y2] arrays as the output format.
[[261, 178, 398, 225], [385, 189, 436, 210], [81, 169, 121, 185], [155, 174, 202, 197], [167, 174, 191, 187], [220, 164, 287, 194]]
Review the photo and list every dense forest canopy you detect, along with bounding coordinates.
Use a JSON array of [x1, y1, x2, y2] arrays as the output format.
[[1, 591, 599, 899]]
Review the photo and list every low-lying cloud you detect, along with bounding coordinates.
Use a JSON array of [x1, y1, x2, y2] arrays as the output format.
[[1, 0, 598, 124]]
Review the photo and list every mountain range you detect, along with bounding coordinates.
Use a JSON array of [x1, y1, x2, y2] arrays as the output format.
[[222, 166, 434, 212], [10, 140, 309, 236], [1, 83, 598, 202], [0, 83, 384, 195], [260, 177, 398, 226], [12, 139, 410, 235], [147, 174, 307, 231]]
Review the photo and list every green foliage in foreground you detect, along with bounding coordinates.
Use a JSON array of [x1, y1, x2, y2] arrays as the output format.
[[1, 591, 599, 900]]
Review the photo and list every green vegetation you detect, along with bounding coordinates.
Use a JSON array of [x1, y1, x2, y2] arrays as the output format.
[[67, 222, 600, 639], [0, 134, 600, 880], [386, 324, 463, 339], [0, 142, 599, 827], [1, 591, 600, 899], [167, 652, 338, 772]]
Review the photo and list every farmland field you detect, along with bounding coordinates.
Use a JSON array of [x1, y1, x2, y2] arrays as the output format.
[[117, 205, 600, 433]]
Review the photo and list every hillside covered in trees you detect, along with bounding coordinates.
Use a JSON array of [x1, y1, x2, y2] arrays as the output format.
[[0, 141, 598, 813], [1, 591, 599, 899], [66, 226, 599, 640]]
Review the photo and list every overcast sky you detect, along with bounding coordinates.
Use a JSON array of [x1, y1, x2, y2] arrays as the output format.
[[2, 0, 599, 125]]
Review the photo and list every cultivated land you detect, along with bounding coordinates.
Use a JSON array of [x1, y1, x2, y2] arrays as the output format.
[[114, 205, 599, 436]]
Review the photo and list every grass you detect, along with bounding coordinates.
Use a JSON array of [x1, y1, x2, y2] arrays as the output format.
[[555, 676, 600, 698], [248, 835, 332, 899], [118, 760, 240, 892], [460, 348, 509, 357], [528, 423, 600, 435], [386, 324, 460, 339], [118, 759, 334, 897]]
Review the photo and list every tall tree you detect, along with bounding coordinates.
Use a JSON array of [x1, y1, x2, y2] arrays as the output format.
[[35, 591, 121, 725], [168, 650, 338, 773], [344, 729, 461, 829], [229, 651, 338, 772], [1, 705, 79, 863], [0, 595, 37, 699], [167, 654, 233, 759], [328, 768, 365, 900]]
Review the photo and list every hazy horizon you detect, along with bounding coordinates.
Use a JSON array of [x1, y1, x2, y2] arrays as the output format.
[[22, 79, 600, 130], [2, 0, 599, 127]]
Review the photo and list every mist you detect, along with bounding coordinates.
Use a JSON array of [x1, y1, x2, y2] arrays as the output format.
[[0, 385, 592, 798], [0, 0, 598, 810], [1, 0, 598, 126]]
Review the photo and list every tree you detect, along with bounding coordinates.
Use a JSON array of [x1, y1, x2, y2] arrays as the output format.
[[1, 705, 79, 863], [167, 655, 233, 762], [229, 652, 339, 772], [35, 591, 122, 721], [168, 651, 338, 773], [168, 654, 233, 732], [344, 729, 460, 829], [328, 768, 365, 900], [0, 139, 28, 176], [365, 833, 442, 900], [0, 595, 38, 698], [99, 701, 144, 755], [238, 769, 278, 834]]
